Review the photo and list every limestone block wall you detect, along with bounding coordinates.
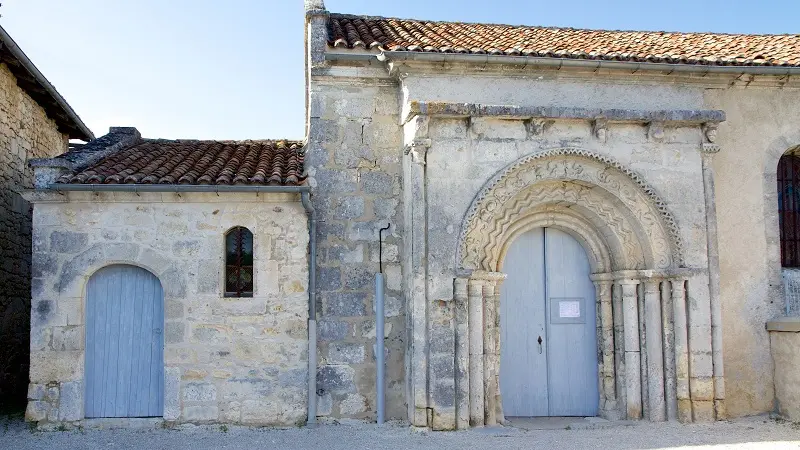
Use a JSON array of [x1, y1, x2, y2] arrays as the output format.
[[705, 86, 800, 417], [767, 318, 800, 421], [306, 74, 406, 420], [0, 62, 68, 409], [24, 192, 309, 425]]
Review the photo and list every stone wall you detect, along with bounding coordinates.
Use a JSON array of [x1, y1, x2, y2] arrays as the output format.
[[767, 318, 800, 421], [704, 86, 800, 417], [306, 74, 406, 420], [24, 191, 309, 426], [0, 63, 68, 410]]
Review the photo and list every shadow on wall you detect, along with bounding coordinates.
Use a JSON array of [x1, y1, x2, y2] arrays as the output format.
[[0, 192, 33, 414]]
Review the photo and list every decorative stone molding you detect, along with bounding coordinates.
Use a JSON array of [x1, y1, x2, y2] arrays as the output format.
[[593, 119, 609, 142], [458, 148, 682, 271], [702, 123, 718, 143], [524, 118, 551, 138], [701, 143, 721, 154]]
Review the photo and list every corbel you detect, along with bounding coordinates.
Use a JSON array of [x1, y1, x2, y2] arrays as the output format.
[[592, 119, 609, 143], [647, 121, 666, 142]]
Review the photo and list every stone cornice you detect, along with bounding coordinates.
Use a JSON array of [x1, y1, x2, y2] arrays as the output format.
[[402, 101, 725, 126]]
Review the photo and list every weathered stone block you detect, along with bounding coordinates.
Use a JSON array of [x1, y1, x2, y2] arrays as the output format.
[[164, 367, 181, 420], [317, 365, 356, 394], [51, 326, 82, 351], [183, 405, 219, 422], [25, 401, 49, 422], [50, 231, 88, 254], [328, 343, 365, 364], [27, 383, 45, 400], [103, 243, 139, 262], [318, 266, 342, 291], [344, 266, 372, 290], [241, 400, 279, 424], [318, 320, 350, 341], [361, 171, 394, 195], [165, 322, 185, 344], [339, 393, 367, 415], [32, 252, 58, 278], [333, 196, 365, 220], [323, 292, 367, 317], [184, 382, 217, 402], [58, 381, 82, 421], [316, 392, 332, 416]]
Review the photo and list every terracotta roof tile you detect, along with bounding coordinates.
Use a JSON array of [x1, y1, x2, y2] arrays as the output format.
[[328, 14, 800, 67], [58, 139, 305, 186]]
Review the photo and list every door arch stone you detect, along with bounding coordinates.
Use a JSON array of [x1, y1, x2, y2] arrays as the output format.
[[452, 148, 693, 428]]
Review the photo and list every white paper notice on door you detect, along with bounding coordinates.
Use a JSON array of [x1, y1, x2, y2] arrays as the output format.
[[558, 300, 581, 318]]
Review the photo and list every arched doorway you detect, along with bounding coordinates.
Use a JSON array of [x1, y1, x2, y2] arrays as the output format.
[[84, 264, 165, 418], [500, 227, 598, 417]]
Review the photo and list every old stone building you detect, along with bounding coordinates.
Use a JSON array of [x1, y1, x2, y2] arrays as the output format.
[[0, 25, 92, 410], [23, 0, 800, 428]]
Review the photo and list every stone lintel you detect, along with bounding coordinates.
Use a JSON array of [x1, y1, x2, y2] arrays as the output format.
[[402, 101, 725, 126]]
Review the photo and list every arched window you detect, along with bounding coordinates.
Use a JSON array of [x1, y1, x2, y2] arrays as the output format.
[[778, 153, 800, 267], [225, 227, 254, 297]]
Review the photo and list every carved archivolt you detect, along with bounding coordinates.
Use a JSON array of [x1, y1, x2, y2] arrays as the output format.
[[459, 148, 681, 271]]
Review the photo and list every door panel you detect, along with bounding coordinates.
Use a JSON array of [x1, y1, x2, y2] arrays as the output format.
[[545, 228, 599, 416], [85, 265, 164, 418], [500, 228, 548, 416]]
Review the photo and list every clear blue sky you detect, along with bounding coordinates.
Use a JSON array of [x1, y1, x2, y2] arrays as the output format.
[[2, 0, 797, 141]]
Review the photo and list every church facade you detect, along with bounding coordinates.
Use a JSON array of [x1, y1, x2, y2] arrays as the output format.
[[23, 0, 800, 428]]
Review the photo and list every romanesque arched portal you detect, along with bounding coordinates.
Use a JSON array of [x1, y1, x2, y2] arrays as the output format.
[[452, 148, 694, 427]]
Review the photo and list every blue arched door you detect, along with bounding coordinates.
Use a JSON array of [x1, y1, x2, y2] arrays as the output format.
[[500, 228, 599, 417], [85, 265, 164, 418]]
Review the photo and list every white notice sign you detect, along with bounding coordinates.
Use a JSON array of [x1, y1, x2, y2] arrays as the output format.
[[559, 300, 581, 318]]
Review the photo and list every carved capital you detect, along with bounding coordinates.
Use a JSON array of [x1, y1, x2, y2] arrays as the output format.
[[593, 119, 609, 143], [404, 138, 432, 164]]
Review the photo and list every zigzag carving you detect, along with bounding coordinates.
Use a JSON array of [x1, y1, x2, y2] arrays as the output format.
[[459, 148, 680, 270]]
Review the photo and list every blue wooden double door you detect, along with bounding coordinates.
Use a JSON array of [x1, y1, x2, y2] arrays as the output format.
[[500, 228, 599, 417], [85, 265, 165, 418]]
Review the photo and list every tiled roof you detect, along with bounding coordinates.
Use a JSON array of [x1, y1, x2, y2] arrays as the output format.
[[328, 14, 800, 67], [57, 139, 305, 186]]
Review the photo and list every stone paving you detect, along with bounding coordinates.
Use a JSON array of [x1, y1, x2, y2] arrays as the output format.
[[2, 415, 800, 449]]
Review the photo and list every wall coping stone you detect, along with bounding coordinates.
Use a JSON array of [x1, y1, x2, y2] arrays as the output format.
[[767, 317, 800, 332]]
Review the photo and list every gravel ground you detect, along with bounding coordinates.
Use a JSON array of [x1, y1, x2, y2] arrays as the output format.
[[1, 415, 799, 450]]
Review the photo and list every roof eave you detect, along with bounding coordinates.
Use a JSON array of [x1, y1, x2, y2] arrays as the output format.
[[326, 50, 800, 76], [0, 25, 94, 141]]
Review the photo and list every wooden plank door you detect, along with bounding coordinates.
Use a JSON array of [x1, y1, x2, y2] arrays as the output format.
[[500, 228, 549, 416], [544, 228, 599, 416], [85, 265, 164, 418]]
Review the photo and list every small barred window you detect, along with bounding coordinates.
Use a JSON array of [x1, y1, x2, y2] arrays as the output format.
[[225, 227, 254, 297], [778, 154, 800, 268]]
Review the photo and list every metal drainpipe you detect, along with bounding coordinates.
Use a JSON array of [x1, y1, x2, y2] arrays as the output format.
[[301, 191, 318, 426], [376, 223, 391, 425]]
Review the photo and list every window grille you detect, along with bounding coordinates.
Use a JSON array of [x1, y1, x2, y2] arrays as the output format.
[[225, 227, 254, 297], [778, 154, 800, 267]]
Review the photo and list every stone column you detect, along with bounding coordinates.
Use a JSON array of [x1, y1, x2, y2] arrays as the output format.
[[671, 278, 692, 422], [594, 279, 616, 414], [403, 115, 432, 426], [701, 133, 726, 420], [454, 278, 470, 430], [467, 278, 485, 427], [661, 281, 678, 421], [620, 279, 642, 419], [644, 279, 666, 421], [482, 280, 497, 426], [612, 283, 626, 415]]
